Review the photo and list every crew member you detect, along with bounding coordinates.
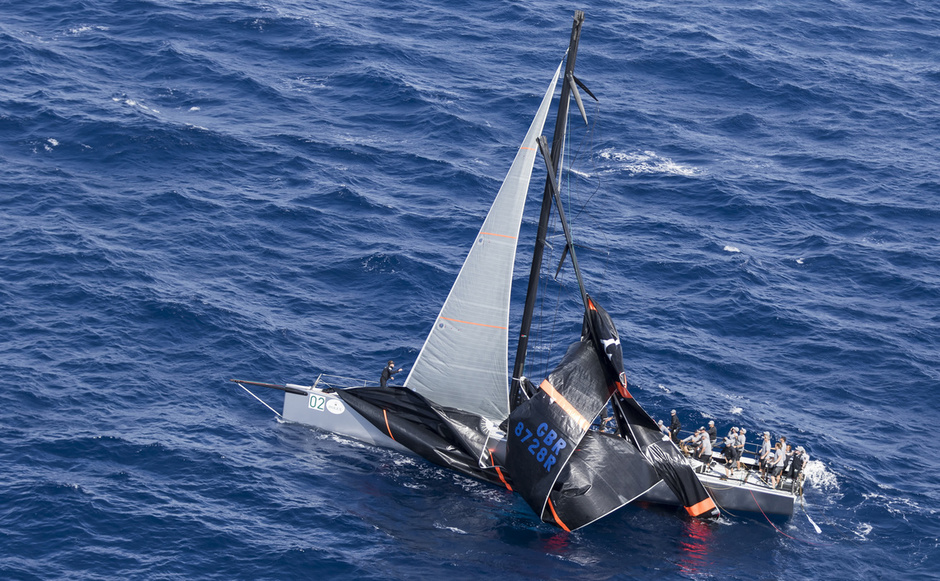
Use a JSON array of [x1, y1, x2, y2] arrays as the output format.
[[787, 446, 807, 480], [735, 428, 747, 470], [657, 420, 670, 438], [697, 428, 713, 467], [770, 441, 787, 488], [669, 410, 681, 444], [380, 360, 403, 388], [758, 431, 772, 478], [680, 428, 703, 456], [722, 427, 738, 478]]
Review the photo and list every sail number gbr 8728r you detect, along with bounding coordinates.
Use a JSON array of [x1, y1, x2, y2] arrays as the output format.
[[514, 421, 568, 472]]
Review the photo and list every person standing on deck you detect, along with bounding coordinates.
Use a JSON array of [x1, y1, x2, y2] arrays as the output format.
[[758, 431, 772, 478], [734, 428, 747, 470], [770, 441, 787, 488], [707, 420, 717, 445], [697, 429, 713, 467], [722, 427, 738, 479], [787, 446, 807, 480], [669, 410, 681, 445], [380, 360, 403, 388]]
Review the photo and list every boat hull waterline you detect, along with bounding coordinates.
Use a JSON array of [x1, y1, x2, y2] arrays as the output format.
[[272, 383, 794, 518]]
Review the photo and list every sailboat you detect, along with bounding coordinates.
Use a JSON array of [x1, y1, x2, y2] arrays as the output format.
[[233, 11, 795, 529]]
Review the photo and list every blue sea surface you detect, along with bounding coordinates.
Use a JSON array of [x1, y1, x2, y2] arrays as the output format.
[[2, 0, 939, 579]]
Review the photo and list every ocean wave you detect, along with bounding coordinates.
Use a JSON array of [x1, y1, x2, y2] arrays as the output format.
[[3, 0, 939, 578], [598, 148, 701, 176]]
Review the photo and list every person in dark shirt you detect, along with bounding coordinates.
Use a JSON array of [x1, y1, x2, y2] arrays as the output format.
[[707, 420, 717, 444], [721, 427, 738, 478], [787, 446, 807, 480], [669, 410, 681, 444], [380, 360, 403, 388]]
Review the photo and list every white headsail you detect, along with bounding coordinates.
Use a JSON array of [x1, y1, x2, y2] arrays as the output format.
[[404, 61, 564, 422]]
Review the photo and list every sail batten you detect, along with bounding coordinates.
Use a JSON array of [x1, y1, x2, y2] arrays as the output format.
[[404, 61, 565, 423]]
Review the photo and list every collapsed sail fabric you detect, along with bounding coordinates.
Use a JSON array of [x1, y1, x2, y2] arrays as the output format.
[[546, 430, 659, 529], [586, 296, 719, 519], [505, 296, 662, 530], [615, 395, 719, 518], [404, 61, 565, 424], [506, 339, 614, 527], [335, 387, 512, 489], [583, 296, 629, 397]]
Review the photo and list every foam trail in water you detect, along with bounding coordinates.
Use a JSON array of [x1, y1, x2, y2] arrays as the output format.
[[598, 149, 700, 176]]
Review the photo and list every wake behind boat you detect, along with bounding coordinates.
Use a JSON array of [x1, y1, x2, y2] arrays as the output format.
[[232, 11, 800, 529]]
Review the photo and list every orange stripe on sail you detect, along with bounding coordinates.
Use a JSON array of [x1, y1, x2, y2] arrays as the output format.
[[479, 231, 517, 239], [685, 497, 718, 517], [382, 409, 395, 441], [539, 379, 590, 432], [520, 146, 536, 151], [439, 316, 507, 330], [547, 498, 571, 532]]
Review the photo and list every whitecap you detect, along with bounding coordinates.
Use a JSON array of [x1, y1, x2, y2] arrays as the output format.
[[433, 523, 468, 534], [598, 149, 699, 177], [729, 406, 743, 415], [67, 25, 108, 35], [723, 245, 740, 253], [855, 522, 872, 540], [115, 97, 159, 115], [862, 490, 930, 519]]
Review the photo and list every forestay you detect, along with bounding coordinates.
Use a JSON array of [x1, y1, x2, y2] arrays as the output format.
[[404, 61, 565, 423]]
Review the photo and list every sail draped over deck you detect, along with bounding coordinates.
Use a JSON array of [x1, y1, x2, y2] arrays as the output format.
[[404, 62, 564, 423]]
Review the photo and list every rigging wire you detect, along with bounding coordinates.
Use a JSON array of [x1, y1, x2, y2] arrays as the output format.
[[234, 382, 283, 418], [532, 94, 607, 381]]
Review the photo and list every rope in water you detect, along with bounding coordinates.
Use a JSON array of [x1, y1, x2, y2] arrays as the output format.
[[749, 488, 832, 546]]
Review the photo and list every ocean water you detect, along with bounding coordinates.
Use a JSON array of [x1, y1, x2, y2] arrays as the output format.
[[2, 0, 938, 579]]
